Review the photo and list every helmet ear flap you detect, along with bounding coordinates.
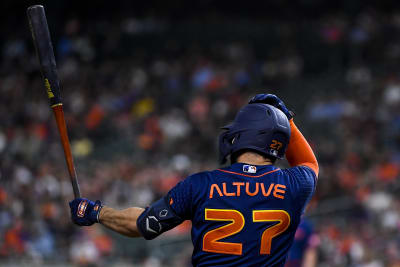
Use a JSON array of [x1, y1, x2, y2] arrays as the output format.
[[221, 131, 245, 164], [219, 131, 241, 164], [219, 131, 231, 164]]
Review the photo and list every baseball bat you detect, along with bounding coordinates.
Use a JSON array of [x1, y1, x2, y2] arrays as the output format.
[[27, 5, 81, 198]]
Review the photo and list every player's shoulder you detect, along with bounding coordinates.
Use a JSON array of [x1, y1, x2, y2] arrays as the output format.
[[169, 171, 212, 205], [181, 170, 213, 185], [282, 165, 316, 182], [281, 165, 316, 201], [187, 170, 213, 179], [281, 165, 317, 196]]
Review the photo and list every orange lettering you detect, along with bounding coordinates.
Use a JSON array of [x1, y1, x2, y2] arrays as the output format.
[[223, 183, 236, 197], [210, 184, 223, 199], [232, 182, 245, 196], [261, 183, 275, 196], [246, 182, 259, 196], [273, 184, 286, 199]]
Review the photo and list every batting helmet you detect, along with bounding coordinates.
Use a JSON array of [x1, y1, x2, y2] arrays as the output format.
[[219, 103, 291, 164]]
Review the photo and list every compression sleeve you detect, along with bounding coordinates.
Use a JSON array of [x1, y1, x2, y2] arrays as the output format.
[[136, 175, 195, 240], [286, 119, 319, 177]]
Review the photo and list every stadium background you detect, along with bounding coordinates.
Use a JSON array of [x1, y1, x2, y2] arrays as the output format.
[[1, 0, 400, 266]]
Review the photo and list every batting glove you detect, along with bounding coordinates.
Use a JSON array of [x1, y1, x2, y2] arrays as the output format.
[[69, 198, 102, 226], [249, 93, 295, 120]]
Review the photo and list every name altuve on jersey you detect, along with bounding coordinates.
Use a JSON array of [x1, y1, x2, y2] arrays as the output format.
[[209, 182, 286, 199]]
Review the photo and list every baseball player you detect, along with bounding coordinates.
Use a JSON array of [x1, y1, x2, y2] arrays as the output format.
[[69, 94, 318, 266]]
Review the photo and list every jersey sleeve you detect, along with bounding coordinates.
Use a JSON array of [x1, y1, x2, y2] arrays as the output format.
[[166, 175, 194, 220], [286, 120, 319, 177], [283, 166, 316, 214]]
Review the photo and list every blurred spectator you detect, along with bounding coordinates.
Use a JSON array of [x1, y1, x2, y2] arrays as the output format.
[[286, 218, 319, 267]]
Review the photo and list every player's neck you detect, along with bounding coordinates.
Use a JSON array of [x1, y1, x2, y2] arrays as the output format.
[[236, 152, 273, 166]]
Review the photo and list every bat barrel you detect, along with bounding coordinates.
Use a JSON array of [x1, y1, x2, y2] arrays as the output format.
[[27, 5, 62, 107]]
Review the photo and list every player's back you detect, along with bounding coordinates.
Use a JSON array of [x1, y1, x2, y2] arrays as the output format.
[[186, 163, 315, 267]]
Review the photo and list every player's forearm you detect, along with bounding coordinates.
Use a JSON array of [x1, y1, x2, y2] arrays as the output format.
[[286, 120, 319, 176], [99, 206, 145, 237]]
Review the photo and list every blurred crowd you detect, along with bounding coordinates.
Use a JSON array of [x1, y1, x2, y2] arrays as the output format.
[[1, 2, 400, 266]]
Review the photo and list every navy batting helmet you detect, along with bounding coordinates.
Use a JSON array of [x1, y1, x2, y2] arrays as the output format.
[[219, 103, 291, 164]]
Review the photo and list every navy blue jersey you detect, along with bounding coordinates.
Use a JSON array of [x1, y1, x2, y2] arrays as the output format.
[[168, 163, 316, 267]]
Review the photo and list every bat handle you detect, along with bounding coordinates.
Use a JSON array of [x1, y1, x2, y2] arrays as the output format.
[[71, 179, 81, 199], [52, 105, 81, 198]]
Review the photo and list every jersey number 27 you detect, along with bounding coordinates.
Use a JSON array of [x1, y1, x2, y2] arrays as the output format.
[[203, 208, 290, 255]]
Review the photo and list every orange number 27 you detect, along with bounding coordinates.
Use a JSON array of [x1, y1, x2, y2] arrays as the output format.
[[203, 209, 290, 255], [270, 140, 283, 150]]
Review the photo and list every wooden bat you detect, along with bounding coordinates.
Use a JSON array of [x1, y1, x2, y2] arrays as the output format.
[[27, 5, 81, 198]]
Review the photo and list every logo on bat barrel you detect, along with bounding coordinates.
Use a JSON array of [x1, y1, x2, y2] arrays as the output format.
[[44, 78, 54, 99], [77, 200, 88, 217]]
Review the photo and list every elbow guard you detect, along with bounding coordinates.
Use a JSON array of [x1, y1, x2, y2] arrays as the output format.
[[136, 196, 184, 240]]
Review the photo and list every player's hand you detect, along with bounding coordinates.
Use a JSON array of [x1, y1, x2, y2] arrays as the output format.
[[249, 94, 294, 120], [69, 198, 102, 226]]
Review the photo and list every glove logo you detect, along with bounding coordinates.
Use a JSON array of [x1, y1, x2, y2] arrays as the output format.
[[77, 200, 88, 218]]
